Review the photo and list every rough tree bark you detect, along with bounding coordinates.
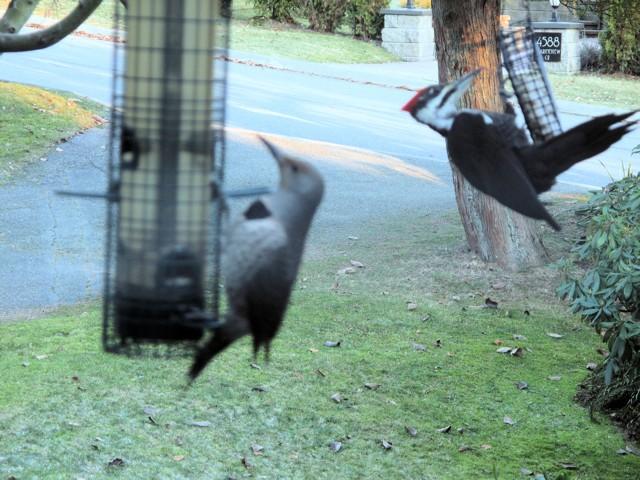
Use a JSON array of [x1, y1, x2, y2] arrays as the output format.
[[431, 0, 548, 271]]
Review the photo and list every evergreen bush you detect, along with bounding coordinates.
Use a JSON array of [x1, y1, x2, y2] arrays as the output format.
[[600, 0, 640, 75], [251, 0, 299, 22], [346, 0, 389, 40]]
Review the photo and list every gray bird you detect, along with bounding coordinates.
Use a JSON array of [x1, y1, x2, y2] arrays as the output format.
[[189, 137, 324, 380]]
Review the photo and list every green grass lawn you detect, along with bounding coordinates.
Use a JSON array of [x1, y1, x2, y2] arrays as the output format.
[[1, 211, 638, 479], [2, 0, 396, 64], [550, 73, 640, 110], [0, 82, 105, 182]]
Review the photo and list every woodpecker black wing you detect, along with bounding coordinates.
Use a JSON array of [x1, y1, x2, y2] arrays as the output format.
[[448, 111, 560, 230], [519, 111, 637, 193]]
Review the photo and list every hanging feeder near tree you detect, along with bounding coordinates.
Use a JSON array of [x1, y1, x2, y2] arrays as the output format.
[[499, 0, 562, 142], [102, 0, 231, 355]]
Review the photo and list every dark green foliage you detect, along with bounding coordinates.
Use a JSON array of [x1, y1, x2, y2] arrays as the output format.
[[302, 0, 348, 33], [599, 0, 640, 75], [558, 173, 640, 385], [563, 0, 640, 74], [345, 0, 389, 40], [251, 0, 299, 22]]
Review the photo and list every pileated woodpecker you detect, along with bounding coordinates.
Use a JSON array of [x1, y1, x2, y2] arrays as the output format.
[[402, 69, 637, 230]]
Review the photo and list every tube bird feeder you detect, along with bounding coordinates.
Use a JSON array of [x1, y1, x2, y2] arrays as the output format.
[[103, 0, 230, 355]]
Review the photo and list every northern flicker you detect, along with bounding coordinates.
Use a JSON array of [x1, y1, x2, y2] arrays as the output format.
[[402, 69, 637, 229], [189, 137, 324, 380]]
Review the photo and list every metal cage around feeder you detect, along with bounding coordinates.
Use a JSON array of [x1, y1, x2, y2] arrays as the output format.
[[103, 0, 231, 356], [499, 0, 562, 143]]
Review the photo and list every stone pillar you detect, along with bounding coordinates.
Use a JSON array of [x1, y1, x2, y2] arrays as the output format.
[[381, 8, 434, 62], [532, 21, 583, 74]]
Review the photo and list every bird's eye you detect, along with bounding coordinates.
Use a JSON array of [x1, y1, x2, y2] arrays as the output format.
[[291, 164, 299, 173]]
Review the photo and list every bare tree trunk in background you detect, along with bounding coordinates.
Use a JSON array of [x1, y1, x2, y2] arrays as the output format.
[[432, 0, 548, 271]]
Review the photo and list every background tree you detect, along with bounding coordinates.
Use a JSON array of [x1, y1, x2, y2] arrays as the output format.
[[0, 0, 119, 52], [431, 0, 548, 271], [562, 0, 640, 75]]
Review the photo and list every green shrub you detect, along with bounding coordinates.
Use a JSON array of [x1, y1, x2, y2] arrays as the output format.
[[558, 173, 640, 385], [600, 0, 640, 75], [302, 0, 348, 33], [251, 0, 299, 22], [345, 0, 389, 40]]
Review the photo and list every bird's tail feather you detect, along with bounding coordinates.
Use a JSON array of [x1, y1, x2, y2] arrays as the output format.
[[526, 111, 637, 189], [188, 314, 249, 381]]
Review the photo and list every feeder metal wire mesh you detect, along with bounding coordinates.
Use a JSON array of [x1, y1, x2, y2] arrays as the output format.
[[499, 0, 562, 142], [103, 0, 230, 356]]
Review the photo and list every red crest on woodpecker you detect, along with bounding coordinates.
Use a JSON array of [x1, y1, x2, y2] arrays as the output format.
[[401, 88, 429, 113]]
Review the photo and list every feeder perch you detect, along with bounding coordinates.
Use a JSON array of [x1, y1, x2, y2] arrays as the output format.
[[102, 0, 231, 355]]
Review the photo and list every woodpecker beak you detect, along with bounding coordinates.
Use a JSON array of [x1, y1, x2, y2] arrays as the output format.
[[259, 136, 285, 166], [441, 68, 482, 106]]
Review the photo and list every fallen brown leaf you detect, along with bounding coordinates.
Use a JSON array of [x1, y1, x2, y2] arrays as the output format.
[[405, 426, 417, 437], [189, 421, 211, 428], [251, 444, 264, 456], [337, 267, 356, 275], [546, 332, 564, 339], [107, 458, 125, 468], [484, 298, 498, 309], [329, 440, 342, 452]]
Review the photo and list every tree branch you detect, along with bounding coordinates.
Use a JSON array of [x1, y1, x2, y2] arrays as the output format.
[[0, 0, 102, 53], [0, 0, 41, 34]]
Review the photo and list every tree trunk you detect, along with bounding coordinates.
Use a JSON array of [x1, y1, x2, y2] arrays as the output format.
[[432, 0, 548, 271]]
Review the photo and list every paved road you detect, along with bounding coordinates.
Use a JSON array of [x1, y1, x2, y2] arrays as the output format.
[[0, 32, 638, 318]]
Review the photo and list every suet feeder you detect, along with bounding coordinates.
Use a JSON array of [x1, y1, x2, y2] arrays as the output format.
[[499, 0, 562, 142], [102, 0, 231, 355]]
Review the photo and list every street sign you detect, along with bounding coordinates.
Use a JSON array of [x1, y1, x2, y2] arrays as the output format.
[[534, 32, 562, 62]]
